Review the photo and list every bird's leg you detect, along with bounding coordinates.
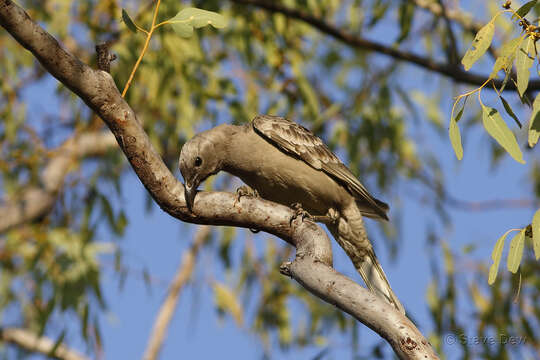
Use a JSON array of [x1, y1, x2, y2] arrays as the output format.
[[290, 202, 313, 225], [311, 208, 340, 225], [233, 185, 259, 207]]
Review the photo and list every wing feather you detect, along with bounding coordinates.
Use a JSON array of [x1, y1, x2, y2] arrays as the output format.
[[252, 115, 388, 220]]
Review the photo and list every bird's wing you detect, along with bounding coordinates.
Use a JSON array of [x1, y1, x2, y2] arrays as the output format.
[[252, 115, 388, 219]]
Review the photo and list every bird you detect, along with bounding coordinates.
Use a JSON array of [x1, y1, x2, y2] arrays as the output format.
[[179, 115, 405, 314]]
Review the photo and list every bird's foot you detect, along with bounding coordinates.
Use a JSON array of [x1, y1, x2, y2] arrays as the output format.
[[233, 185, 259, 207], [290, 203, 312, 225], [311, 208, 340, 225]]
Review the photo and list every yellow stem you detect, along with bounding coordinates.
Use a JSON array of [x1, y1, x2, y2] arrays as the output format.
[[121, 0, 162, 98]]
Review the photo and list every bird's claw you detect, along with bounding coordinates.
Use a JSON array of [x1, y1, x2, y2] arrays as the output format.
[[290, 203, 312, 225], [233, 185, 259, 207]]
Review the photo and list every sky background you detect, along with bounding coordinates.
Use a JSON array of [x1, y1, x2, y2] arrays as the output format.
[[14, 1, 538, 359]]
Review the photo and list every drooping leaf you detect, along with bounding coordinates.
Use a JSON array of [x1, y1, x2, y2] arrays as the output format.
[[517, 37, 534, 97], [507, 229, 526, 273], [396, 1, 414, 43], [490, 36, 523, 79], [213, 282, 243, 326], [462, 22, 494, 71], [499, 95, 522, 128], [47, 330, 66, 358], [488, 231, 509, 285], [481, 105, 525, 164], [513, 0, 538, 19], [532, 209, 540, 260], [449, 100, 466, 160], [529, 92, 540, 147], [122, 9, 138, 33], [168, 8, 226, 38]]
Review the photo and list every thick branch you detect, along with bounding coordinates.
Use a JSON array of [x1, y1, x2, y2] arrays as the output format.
[[0, 1, 438, 358], [0, 327, 89, 360], [230, 0, 540, 91], [0, 131, 117, 233], [143, 225, 210, 360]]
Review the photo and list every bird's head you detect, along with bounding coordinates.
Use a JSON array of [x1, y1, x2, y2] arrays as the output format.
[[179, 132, 224, 212]]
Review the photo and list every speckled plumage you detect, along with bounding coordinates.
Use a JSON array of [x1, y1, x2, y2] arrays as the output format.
[[179, 115, 404, 314]]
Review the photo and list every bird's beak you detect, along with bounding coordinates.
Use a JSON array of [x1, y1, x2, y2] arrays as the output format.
[[184, 183, 197, 212]]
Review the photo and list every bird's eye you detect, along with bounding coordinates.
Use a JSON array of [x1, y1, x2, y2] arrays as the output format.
[[194, 156, 202, 167]]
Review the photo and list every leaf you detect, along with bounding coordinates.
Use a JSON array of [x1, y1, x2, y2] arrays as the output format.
[[532, 209, 540, 260], [514, 0, 538, 19], [529, 92, 540, 147], [213, 282, 243, 326], [507, 229, 526, 273], [517, 37, 534, 97], [462, 22, 494, 71], [449, 100, 465, 160], [396, 1, 414, 43], [499, 95, 522, 128], [122, 9, 137, 33], [168, 8, 226, 38], [47, 330, 66, 358], [488, 231, 508, 285], [489, 36, 523, 79], [481, 105, 525, 164]]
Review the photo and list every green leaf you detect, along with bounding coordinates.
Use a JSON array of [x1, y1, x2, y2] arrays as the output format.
[[122, 9, 138, 33], [514, 0, 538, 19], [481, 105, 525, 164], [449, 100, 466, 160], [168, 8, 226, 38], [507, 229, 526, 273], [532, 209, 540, 260], [517, 37, 534, 97], [461, 22, 494, 71], [213, 282, 243, 326], [499, 95, 522, 128], [396, 1, 414, 43], [488, 231, 508, 285], [490, 36, 523, 79], [529, 92, 540, 147]]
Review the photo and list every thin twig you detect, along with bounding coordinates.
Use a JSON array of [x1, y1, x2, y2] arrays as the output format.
[[143, 226, 210, 360]]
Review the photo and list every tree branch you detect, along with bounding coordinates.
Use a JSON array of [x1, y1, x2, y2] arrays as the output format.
[[0, 1, 439, 358], [0, 131, 117, 234], [230, 0, 540, 91], [143, 225, 210, 360], [411, 0, 481, 33], [0, 327, 89, 360]]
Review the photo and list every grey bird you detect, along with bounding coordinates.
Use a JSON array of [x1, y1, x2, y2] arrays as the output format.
[[179, 115, 405, 314]]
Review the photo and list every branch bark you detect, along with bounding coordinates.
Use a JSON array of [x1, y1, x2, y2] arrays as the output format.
[[0, 1, 439, 358], [0, 131, 117, 234], [0, 327, 89, 360], [143, 225, 210, 360], [230, 0, 540, 91]]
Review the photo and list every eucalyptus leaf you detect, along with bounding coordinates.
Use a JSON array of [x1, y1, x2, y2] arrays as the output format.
[[449, 101, 466, 160], [517, 37, 534, 97], [514, 0, 538, 19], [532, 209, 540, 260], [507, 229, 525, 274], [462, 22, 494, 71], [529, 92, 540, 147], [481, 105, 525, 164], [168, 8, 226, 38], [122, 9, 138, 33], [488, 231, 508, 285], [499, 95, 522, 128], [489, 36, 523, 79]]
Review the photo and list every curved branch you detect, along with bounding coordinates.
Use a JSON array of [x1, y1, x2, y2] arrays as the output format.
[[0, 131, 117, 234], [0, 1, 438, 358], [0, 327, 89, 360], [143, 225, 210, 360], [230, 0, 540, 91]]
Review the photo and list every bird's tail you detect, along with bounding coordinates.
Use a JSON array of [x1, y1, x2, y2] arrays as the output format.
[[357, 249, 405, 315]]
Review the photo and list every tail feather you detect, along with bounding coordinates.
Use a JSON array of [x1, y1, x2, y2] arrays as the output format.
[[358, 249, 405, 315]]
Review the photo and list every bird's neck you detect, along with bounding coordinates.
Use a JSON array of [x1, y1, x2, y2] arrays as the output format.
[[220, 123, 255, 177]]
